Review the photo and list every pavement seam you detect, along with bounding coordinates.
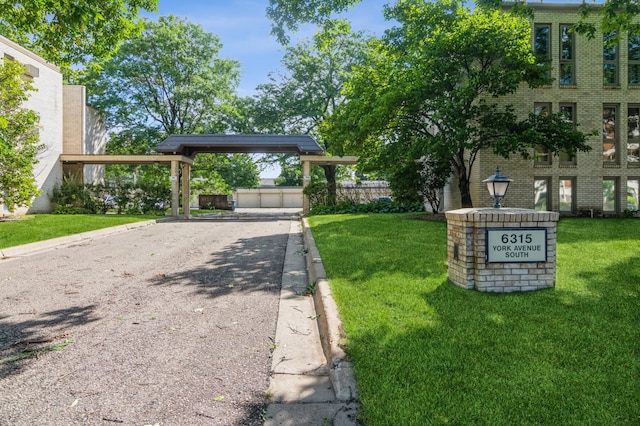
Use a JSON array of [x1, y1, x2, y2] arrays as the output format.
[[265, 219, 360, 425]]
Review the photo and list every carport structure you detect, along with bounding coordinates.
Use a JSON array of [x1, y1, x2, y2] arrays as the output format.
[[62, 134, 358, 216], [59, 154, 194, 216]]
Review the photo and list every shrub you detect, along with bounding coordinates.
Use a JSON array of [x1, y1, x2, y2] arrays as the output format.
[[303, 181, 330, 208], [50, 179, 101, 214], [309, 200, 425, 215], [50, 180, 170, 215]]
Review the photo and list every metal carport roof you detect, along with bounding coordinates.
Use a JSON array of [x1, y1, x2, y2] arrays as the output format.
[[155, 134, 325, 157]]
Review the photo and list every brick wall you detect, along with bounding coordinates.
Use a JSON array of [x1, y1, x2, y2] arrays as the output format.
[[452, 5, 640, 215]]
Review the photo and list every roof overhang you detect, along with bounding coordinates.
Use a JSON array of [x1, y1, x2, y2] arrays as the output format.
[[155, 134, 325, 157]]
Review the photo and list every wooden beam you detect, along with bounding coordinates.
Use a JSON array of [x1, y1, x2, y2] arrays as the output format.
[[60, 154, 194, 165], [299, 155, 358, 165]]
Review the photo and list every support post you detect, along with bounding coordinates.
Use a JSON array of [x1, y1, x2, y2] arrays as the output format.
[[302, 160, 311, 214], [181, 162, 191, 217], [171, 160, 180, 217]]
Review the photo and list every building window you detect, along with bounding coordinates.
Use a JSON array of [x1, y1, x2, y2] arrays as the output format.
[[628, 179, 639, 210], [559, 104, 576, 164], [628, 106, 640, 165], [629, 34, 640, 85], [603, 32, 618, 85], [534, 24, 551, 78], [534, 178, 550, 210], [559, 178, 575, 213], [603, 178, 618, 213], [560, 25, 575, 85], [534, 103, 551, 164], [603, 105, 618, 163]]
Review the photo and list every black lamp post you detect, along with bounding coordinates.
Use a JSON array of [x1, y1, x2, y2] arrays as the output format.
[[482, 166, 512, 208]]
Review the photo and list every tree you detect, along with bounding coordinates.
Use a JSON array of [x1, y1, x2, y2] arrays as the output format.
[[0, 59, 44, 211], [86, 15, 240, 139], [267, 0, 363, 44], [250, 20, 370, 201], [85, 16, 259, 189], [270, 0, 640, 44], [192, 154, 260, 190], [0, 0, 158, 73], [385, 145, 452, 212], [325, 0, 590, 208]]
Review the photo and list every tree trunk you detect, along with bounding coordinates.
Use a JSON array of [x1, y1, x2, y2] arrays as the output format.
[[322, 165, 337, 205], [458, 173, 473, 208]]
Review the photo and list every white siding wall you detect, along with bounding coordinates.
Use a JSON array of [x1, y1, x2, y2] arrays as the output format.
[[1, 36, 63, 214]]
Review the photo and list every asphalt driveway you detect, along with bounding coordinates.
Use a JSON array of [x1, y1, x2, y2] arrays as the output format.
[[0, 218, 293, 425]]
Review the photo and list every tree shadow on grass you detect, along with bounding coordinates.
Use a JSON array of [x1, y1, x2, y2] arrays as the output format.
[[308, 214, 449, 283], [0, 305, 99, 378], [147, 231, 289, 299], [307, 213, 639, 424], [345, 260, 639, 425]]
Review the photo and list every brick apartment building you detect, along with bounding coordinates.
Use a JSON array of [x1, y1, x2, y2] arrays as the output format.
[[444, 3, 640, 215], [0, 35, 105, 215]]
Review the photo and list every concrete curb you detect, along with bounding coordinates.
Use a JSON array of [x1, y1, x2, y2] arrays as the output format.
[[0, 219, 159, 260], [302, 218, 358, 402], [186, 213, 302, 221]]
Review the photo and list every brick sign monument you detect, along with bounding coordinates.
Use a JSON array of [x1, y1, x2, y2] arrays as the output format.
[[445, 208, 559, 293]]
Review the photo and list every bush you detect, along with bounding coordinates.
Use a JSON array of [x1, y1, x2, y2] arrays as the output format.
[[308, 200, 425, 216], [303, 181, 330, 208], [51, 179, 101, 214], [50, 180, 170, 215]]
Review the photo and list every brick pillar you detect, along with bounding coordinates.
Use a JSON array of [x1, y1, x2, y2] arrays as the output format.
[[445, 208, 559, 293]]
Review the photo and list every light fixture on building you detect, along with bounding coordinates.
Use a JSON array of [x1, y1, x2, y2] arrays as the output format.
[[483, 166, 512, 208]]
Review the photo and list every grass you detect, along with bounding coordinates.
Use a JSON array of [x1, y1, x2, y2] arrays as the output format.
[[0, 214, 159, 249], [307, 214, 640, 425]]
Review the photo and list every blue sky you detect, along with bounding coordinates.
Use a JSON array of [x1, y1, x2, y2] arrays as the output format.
[[145, 0, 393, 96]]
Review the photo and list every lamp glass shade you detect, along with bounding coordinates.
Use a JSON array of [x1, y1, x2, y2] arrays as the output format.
[[482, 166, 513, 208], [492, 180, 510, 198], [486, 182, 496, 197]]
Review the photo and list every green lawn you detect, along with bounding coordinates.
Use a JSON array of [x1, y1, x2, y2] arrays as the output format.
[[0, 214, 159, 249], [307, 214, 639, 426]]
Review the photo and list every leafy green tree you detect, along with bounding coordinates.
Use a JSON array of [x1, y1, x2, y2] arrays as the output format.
[[251, 21, 369, 200], [86, 15, 240, 139], [0, 0, 158, 73], [326, 0, 590, 208], [267, 0, 363, 44], [192, 154, 260, 189], [0, 59, 44, 211], [381, 141, 452, 212], [85, 16, 257, 189], [269, 154, 325, 186], [269, 0, 640, 44]]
